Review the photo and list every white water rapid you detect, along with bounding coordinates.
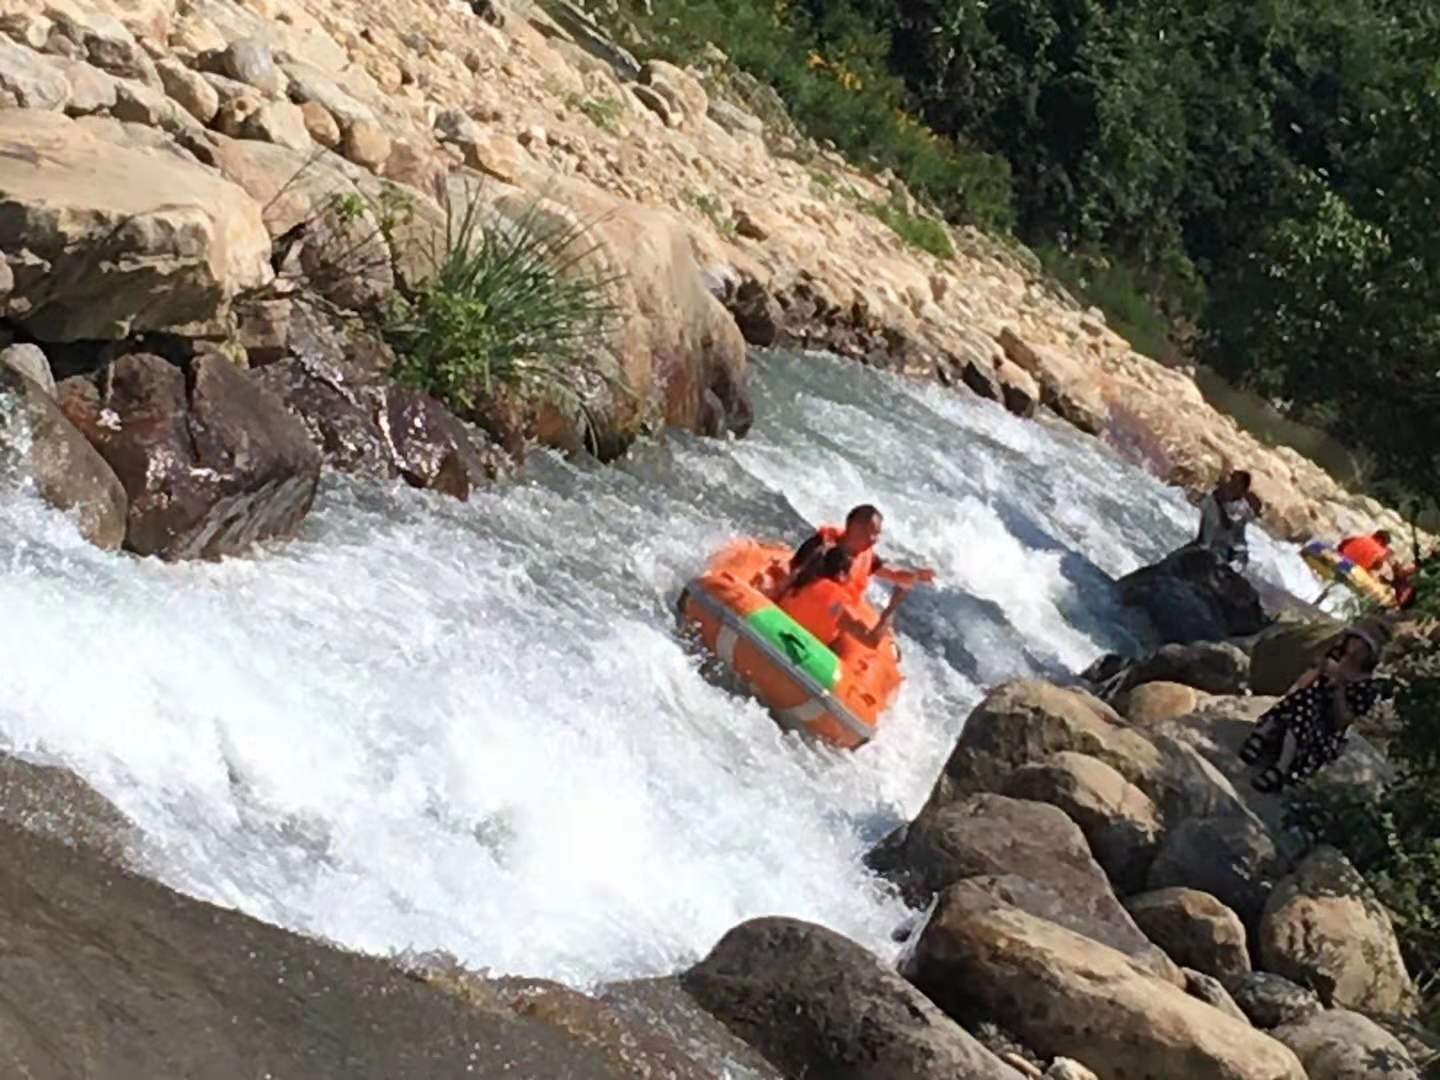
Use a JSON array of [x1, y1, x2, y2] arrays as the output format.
[[0, 350, 1323, 988]]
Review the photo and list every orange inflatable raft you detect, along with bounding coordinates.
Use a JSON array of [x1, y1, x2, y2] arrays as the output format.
[[677, 539, 902, 749]]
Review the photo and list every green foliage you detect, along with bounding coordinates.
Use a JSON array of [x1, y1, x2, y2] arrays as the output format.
[[858, 197, 954, 259], [607, 0, 1014, 230], [682, 189, 736, 238], [566, 92, 625, 132], [376, 185, 622, 441], [1036, 246, 1185, 361]]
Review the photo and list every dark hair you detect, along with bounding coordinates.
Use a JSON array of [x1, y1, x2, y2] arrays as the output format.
[[1375, 529, 1393, 545], [846, 504, 882, 527], [1228, 470, 1252, 489], [793, 544, 852, 591]]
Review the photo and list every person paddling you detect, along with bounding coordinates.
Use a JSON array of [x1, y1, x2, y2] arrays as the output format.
[[779, 545, 907, 650], [774, 504, 935, 604]]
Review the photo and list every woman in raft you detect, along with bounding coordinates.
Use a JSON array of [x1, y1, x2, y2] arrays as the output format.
[[779, 545, 907, 652], [1239, 618, 1392, 792]]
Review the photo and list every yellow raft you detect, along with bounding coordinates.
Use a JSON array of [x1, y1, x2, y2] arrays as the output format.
[[1301, 539, 1395, 607]]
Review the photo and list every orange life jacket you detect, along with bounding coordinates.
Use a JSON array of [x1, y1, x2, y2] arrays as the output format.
[[1338, 534, 1389, 572], [816, 524, 876, 605], [779, 577, 850, 645]]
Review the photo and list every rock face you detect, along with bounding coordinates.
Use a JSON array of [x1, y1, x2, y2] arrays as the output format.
[[1272, 1010, 1420, 1080], [1002, 751, 1162, 895], [0, 366, 127, 549], [1250, 616, 1344, 695], [901, 794, 1179, 981], [906, 883, 1307, 1080], [1116, 546, 1268, 644], [0, 110, 271, 341], [1125, 887, 1251, 979], [1083, 641, 1250, 698], [59, 354, 321, 560], [1259, 846, 1417, 1016], [681, 917, 1027, 1080], [0, 819, 718, 1080], [997, 327, 1109, 435]]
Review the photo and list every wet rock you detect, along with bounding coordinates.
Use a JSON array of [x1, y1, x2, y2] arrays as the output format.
[[901, 794, 1180, 982], [250, 357, 391, 480], [1147, 815, 1283, 929], [1224, 972, 1324, 1029], [1259, 846, 1417, 1015], [1124, 887, 1251, 980], [1002, 751, 1162, 896], [996, 327, 1108, 435], [723, 278, 780, 347], [1183, 968, 1250, 1024], [682, 916, 1028, 1079], [383, 388, 504, 500], [0, 820, 716, 1079], [0, 110, 271, 341], [60, 353, 319, 560], [1117, 546, 1268, 644], [1273, 1009, 1419, 1079], [0, 366, 127, 550], [0, 751, 138, 864], [906, 883, 1306, 1080]]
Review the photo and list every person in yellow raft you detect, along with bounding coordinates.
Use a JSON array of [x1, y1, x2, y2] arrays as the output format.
[[768, 504, 935, 645]]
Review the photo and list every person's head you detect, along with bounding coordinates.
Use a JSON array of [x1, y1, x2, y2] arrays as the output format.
[[842, 504, 883, 553], [1374, 529, 1393, 547], [1338, 618, 1393, 673], [819, 544, 853, 583], [1219, 470, 1252, 500]]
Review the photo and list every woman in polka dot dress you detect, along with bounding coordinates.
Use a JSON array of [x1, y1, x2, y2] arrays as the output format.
[[1239, 619, 1391, 793]]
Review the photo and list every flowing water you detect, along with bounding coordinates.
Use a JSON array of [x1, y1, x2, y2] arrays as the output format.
[[0, 350, 1323, 989]]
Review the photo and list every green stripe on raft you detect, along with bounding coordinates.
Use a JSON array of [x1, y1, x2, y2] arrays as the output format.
[[744, 606, 842, 691]]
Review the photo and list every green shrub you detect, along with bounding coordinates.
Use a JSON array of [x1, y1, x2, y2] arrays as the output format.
[[859, 197, 953, 259], [566, 92, 625, 132], [374, 184, 623, 441], [1036, 245, 1186, 362], [683, 189, 736, 238]]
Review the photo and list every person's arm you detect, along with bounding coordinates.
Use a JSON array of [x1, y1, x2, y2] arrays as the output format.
[[836, 587, 909, 648], [875, 564, 935, 586]]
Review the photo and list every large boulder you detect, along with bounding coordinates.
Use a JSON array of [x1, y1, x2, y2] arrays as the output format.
[[996, 328, 1109, 435], [925, 680, 1250, 831], [0, 365, 127, 549], [1182, 968, 1250, 1025], [1259, 846, 1417, 1016], [1147, 815, 1283, 929], [905, 882, 1307, 1080], [901, 794, 1180, 982], [1115, 546, 1267, 644], [1122, 681, 1203, 725], [0, 110, 271, 341], [59, 353, 320, 559], [680, 917, 1027, 1080], [1250, 616, 1345, 696], [1082, 641, 1250, 699], [1124, 888, 1251, 980], [1002, 751, 1162, 895], [1272, 1010, 1420, 1080]]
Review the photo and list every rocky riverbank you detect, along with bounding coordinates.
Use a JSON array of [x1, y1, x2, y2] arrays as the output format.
[[0, 0, 1418, 564], [3, 625, 1434, 1078]]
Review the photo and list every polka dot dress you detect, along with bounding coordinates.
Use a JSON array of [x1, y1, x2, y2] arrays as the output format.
[[1251, 648, 1380, 787]]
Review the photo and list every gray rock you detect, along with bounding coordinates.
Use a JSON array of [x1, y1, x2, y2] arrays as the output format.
[[1224, 972, 1324, 1029], [0, 344, 54, 396], [1183, 968, 1250, 1025], [220, 38, 284, 96], [1273, 1009, 1419, 1079]]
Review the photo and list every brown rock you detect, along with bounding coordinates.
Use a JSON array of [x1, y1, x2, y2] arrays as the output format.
[[640, 59, 708, 131], [218, 37, 284, 96], [1183, 968, 1250, 1025], [1259, 846, 1417, 1015], [383, 388, 504, 500], [341, 118, 391, 169], [682, 917, 1028, 1079], [51, 57, 117, 114], [907, 883, 1307, 1080], [156, 57, 219, 124], [1148, 815, 1283, 929], [0, 110, 271, 340], [300, 99, 340, 148], [902, 793, 1180, 982], [1272, 1010, 1419, 1080], [0, 38, 70, 110], [0, 367, 127, 550], [996, 327, 1109, 435], [62, 353, 320, 560], [1125, 887, 1251, 979], [462, 131, 531, 183], [1002, 751, 1162, 895], [1124, 681, 1202, 725]]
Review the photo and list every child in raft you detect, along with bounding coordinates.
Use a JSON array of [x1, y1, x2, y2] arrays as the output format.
[[1239, 618, 1392, 792], [779, 545, 907, 651]]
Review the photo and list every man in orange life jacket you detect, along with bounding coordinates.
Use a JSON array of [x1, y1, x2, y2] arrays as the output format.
[[774, 504, 935, 605]]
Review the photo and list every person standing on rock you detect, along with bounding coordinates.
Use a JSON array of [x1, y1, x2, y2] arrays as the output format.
[[1194, 470, 1262, 569], [1239, 617, 1391, 792], [771, 504, 935, 605]]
